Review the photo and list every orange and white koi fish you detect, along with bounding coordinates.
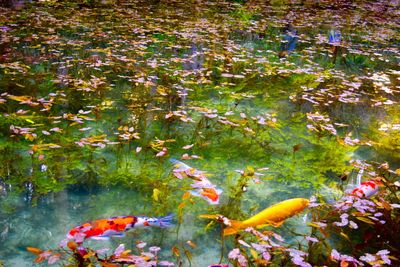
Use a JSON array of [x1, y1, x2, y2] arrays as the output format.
[[191, 187, 223, 205], [351, 180, 381, 198], [67, 214, 174, 242], [202, 198, 309, 236], [170, 159, 223, 205]]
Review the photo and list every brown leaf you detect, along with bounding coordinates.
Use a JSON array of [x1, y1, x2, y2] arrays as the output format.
[[293, 143, 302, 152], [172, 246, 180, 257]]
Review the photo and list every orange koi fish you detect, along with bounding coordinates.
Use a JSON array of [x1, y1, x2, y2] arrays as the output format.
[[67, 214, 174, 241], [202, 198, 309, 236]]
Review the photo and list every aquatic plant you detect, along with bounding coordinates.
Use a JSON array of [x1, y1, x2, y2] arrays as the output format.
[[217, 162, 400, 267], [27, 241, 175, 266], [0, 0, 399, 265]]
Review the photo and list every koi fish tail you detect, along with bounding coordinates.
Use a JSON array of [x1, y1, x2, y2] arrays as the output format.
[[223, 220, 244, 236], [157, 213, 175, 228]]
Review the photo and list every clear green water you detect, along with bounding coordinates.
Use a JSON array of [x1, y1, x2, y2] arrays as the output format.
[[0, 0, 399, 266]]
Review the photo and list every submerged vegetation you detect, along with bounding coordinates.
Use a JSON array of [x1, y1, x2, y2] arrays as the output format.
[[0, 0, 399, 266]]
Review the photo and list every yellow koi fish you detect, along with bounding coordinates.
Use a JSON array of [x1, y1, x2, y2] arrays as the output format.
[[202, 198, 309, 236]]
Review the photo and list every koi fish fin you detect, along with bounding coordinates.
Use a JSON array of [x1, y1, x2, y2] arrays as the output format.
[[223, 220, 244, 236], [157, 213, 175, 228]]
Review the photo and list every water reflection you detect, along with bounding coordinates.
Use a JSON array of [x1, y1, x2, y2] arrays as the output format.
[[0, 0, 28, 9], [279, 24, 298, 57]]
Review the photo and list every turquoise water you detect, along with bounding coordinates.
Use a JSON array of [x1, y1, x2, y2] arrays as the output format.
[[0, 0, 399, 266]]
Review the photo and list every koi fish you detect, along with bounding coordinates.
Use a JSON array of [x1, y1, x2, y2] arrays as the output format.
[[205, 198, 309, 236], [170, 158, 223, 205], [67, 214, 174, 242], [351, 180, 381, 198], [191, 187, 223, 205]]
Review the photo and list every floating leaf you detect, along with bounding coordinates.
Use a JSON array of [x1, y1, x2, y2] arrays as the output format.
[[356, 217, 375, 225], [27, 247, 43, 255], [152, 188, 161, 202], [172, 246, 180, 257]]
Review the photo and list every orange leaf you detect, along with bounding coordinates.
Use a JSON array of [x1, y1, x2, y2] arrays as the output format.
[[182, 191, 191, 200], [27, 247, 43, 255], [186, 240, 197, 249], [172, 246, 180, 257], [178, 202, 186, 210], [34, 256, 45, 263], [67, 241, 78, 251]]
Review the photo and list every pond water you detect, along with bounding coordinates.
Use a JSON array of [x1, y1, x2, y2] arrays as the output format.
[[0, 0, 399, 266]]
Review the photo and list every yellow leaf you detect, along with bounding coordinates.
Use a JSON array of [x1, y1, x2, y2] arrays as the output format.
[[205, 221, 215, 231], [25, 134, 36, 141], [69, 122, 81, 127], [83, 251, 96, 259], [25, 119, 35, 124], [244, 166, 254, 176], [15, 83, 25, 88], [182, 191, 191, 200], [199, 214, 221, 220], [250, 249, 258, 259], [340, 232, 350, 241], [121, 250, 132, 256], [152, 188, 161, 202], [356, 216, 375, 225], [184, 249, 192, 261], [307, 222, 322, 228]]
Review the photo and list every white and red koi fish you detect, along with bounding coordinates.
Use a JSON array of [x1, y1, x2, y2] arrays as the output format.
[[67, 214, 174, 242], [351, 180, 381, 198], [170, 159, 223, 205]]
